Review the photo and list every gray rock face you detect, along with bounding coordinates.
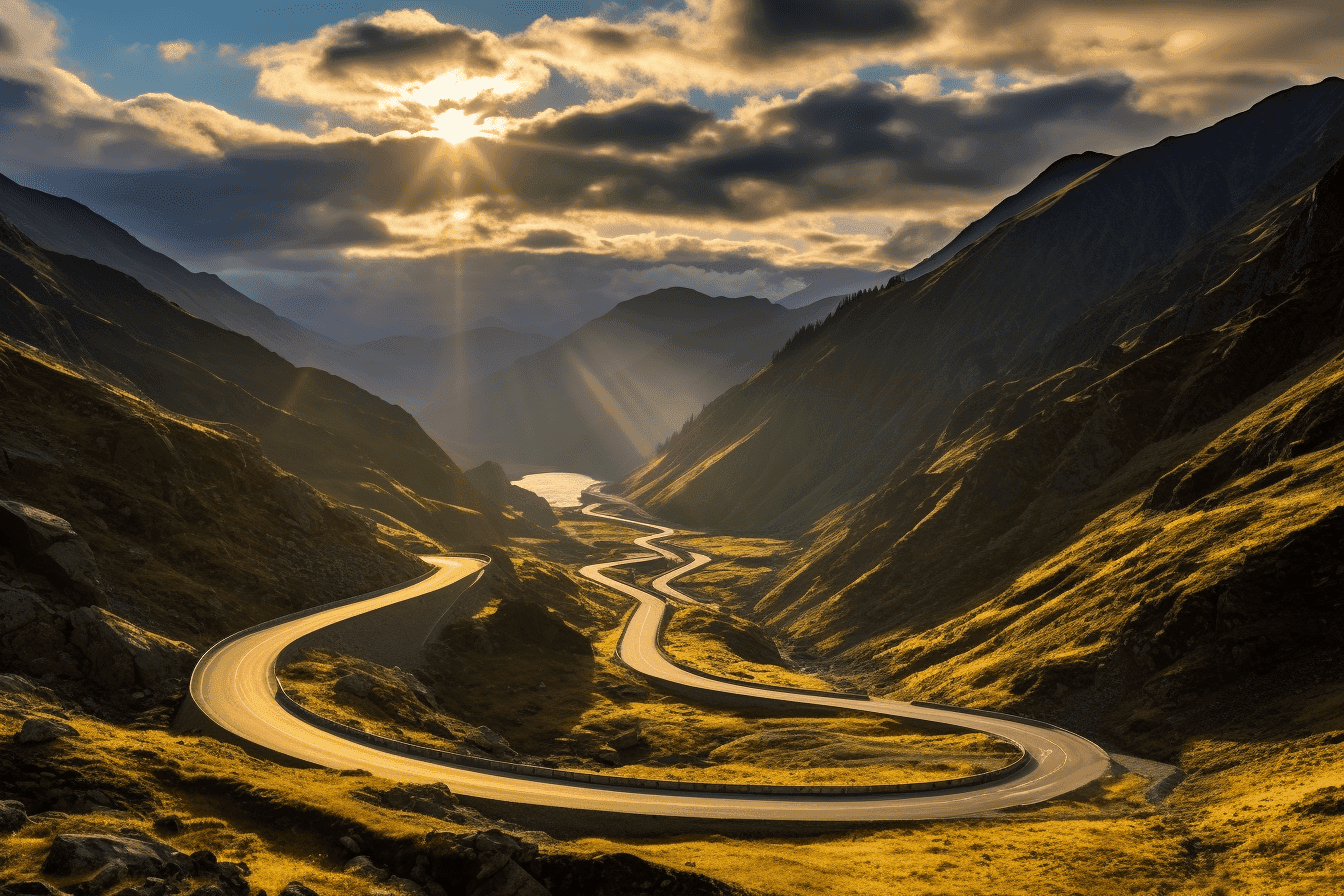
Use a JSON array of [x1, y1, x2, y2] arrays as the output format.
[[15, 718, 78, 743], [0, 500, 104, 604], [67, 606, 197, 691], [0, 586, 193, 692], [0, 799, 29, 831], [40, 834, 190, 877], [0, 589, 70, 677]]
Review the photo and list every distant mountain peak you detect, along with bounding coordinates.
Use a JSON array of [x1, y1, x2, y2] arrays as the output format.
[[613, 287, 772, 317], [1038, 151, 1113, 179]]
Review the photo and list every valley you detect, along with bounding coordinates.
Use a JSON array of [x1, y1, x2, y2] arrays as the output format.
[[2, 54, 1344, 896]]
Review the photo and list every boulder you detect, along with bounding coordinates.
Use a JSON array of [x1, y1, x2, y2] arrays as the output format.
[[343, 856, 390, 882], [470, 860, 549, 896], [609, 728, 644, 751], [277, 886, 319, 896], [67, 607, 198, 692], [333, 671, 375, 699], [363, 783, 462, 821], [152, 815, 184, 835], [0, 500, 104, 604], [0, 672, 60, 702], [73, 861, 126, 896], [0, 590, 71, 678], [40, 834, 190, 878], [0, 799, 29, 832], [386, 877, 425, 896], [1, 883, 64, 895], [15, 718, 78, 743]]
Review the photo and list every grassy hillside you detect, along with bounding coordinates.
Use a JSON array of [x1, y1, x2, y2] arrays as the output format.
[[0, 212, 516, 547]]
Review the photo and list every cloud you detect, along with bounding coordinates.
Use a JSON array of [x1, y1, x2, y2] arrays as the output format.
[[157, 40, 197, 63], [718, 0, 927, 61], [513, 97, 715, 152], [5, 0, 1342, 344], [513, 228, 586, 249], [244, 9, 548, 127]]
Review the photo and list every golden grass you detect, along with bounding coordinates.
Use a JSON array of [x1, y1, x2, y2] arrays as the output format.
[[0, 701, 474, 893], [661, 606, 839, 691], [573, 774, 1181, 896]]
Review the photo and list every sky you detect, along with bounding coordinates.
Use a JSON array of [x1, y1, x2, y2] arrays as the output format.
[[0, 1, 1340, 341]]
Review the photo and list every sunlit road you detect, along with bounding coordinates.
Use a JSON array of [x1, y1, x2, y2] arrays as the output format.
[[186, 496, 1111, 825]]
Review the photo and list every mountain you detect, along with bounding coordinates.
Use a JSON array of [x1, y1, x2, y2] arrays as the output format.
[[615, 76, 1344, 763], [0, 211, 519, 546], [0, 174, 553, 414], [0, 326, 426, 648], [899, 151, 1114, 282], [625, 78, 1344, 533], [0, 172, 348, 364], [752, 139, 1344, 752], [420, 287, 844, 478], [345, 326, 554, 411]]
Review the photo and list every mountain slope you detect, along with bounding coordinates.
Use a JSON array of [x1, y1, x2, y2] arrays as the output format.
[[754, 147, 1344, 747], [624, 78, 1344, 532], [899, 151, 1114, 282], [0, 172, 344, 364], [0, 212, 514, 546], [346, 326, 554, 411], [421, 287, 841, 477], [0, 174, 552, 415]]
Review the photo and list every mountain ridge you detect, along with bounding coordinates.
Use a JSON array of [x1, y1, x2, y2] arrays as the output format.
[[622, 77, 1344, 533]]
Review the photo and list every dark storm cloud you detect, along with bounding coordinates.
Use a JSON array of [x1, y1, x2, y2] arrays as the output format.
[[726, 0, 928, 59], [513, 229, 584, 249], [682, 76, 1164, 209], [319, 19, 503, 79], [517, 100, 715, 152], [0, 23, 17, 55]]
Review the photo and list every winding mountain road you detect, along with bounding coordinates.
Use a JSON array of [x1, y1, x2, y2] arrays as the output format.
[[184, 496, 1111, 826]]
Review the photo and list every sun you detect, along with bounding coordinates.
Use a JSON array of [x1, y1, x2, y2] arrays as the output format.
[[428, 109, 487, 145]]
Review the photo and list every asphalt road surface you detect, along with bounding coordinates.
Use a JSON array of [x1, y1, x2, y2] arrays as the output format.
[[187, 499, 1111, 823]]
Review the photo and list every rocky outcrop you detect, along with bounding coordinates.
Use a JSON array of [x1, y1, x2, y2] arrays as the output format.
[[0, 500, 104, 604], [0, 584, 195, 694], [0, 799, 28, 831], [40, 834, 191, 877], [67, 607, 197, 691], [465, 463, 557, 528], [15, 717, 78, 743], [488, 600, 591, 656]]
